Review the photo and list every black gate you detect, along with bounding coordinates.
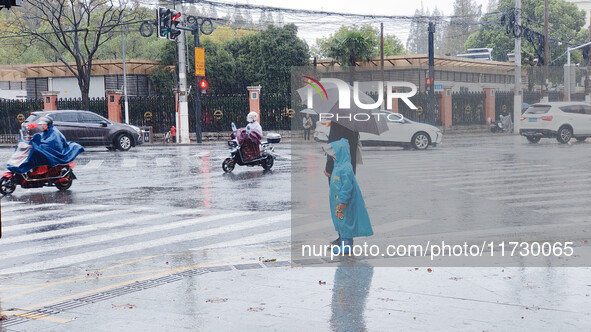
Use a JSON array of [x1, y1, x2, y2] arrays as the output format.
[[193, 94, 249, 133], [495, 91, 514, 121], [452, 92, 485, 125], [0, 99, 43, 135]]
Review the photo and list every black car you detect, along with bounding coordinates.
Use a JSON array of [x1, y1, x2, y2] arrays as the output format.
[[22, 110, 143, 151]]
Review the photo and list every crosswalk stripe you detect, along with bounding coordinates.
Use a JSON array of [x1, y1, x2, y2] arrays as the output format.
[[0, 209, 204, 254], [489, 189, 591, 201], [83, 159, 103, 170], [1, 203, 64, 214], [509, 196, 591, 207], [429, 171, 588, 187], [0, 201, 25, 207], [463, 180, 591, 196], [1, 204, 116, 222], [156, 158, 171, 166], [0, 213, 289, 275], [193, 228, 291, 250], [534, 206, 591, 215], [412, 167, 566, 181], [2, 207, 153, 232], [121, 159, 137, 168]]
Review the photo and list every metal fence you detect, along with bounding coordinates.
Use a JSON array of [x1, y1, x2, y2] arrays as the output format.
[[366, 92, 441, 126], [523, 91, 541, 105], [495, 91, 513, 121], [0, 93, 293, 135], [194, 94, 249, 132], [56, 98, 108, 118], [400, 92, 441, 126], [452, 91, 485, 125], [0, 98, 43, 135]]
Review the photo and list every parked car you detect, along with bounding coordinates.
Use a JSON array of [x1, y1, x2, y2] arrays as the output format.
[[314, 112, 443, 150], [519, 102, 591, 144], [22, 110, 143, 151]]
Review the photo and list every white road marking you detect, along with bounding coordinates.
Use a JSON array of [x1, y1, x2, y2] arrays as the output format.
[[194, 228, 291, 250], [121, 159, 137, 168], [1, 203, 64, 214], [2, 207, 152, 232], [83, 159, 103, 170], [156, 158, 171, 167], [0, 209, 204, 254], [0, 213, 289, 275]]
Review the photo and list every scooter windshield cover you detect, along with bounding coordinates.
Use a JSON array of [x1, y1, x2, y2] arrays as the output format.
[[6, 126, 84, 174]]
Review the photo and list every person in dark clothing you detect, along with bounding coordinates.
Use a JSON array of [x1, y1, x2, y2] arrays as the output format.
[[324, 122, 359, 179]]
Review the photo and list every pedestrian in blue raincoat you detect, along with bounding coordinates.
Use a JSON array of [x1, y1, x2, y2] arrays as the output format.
[[325, 138, 373, 255]]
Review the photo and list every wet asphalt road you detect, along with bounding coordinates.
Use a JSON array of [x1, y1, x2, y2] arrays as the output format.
[[0, 135, 590, 330]]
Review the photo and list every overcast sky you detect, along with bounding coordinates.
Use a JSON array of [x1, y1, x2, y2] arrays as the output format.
[[214, 0, 492, 46]]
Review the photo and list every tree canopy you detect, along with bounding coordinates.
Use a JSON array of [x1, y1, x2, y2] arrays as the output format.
[[3, 0, 143, 110], [313, 25, 406, 65], [465, 0, 586, 65], [152, 24, 309, 95]]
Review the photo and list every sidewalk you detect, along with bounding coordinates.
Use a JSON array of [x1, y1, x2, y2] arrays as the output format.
[[1, 242, 589, 331]]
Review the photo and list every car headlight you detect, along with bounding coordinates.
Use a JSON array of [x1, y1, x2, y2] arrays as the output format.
[[129, 125, 141, 135]]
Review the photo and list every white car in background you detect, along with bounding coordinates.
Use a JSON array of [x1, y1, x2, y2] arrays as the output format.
[[520, 102, 591, 143], [314, 112, 443, 150]]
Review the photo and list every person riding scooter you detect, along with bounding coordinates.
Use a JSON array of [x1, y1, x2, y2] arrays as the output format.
[[8, 116, 84, 175], [238, 112, 263, 161]]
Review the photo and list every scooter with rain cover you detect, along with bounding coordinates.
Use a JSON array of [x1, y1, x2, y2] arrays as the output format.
[[222, 122, 281, 173]]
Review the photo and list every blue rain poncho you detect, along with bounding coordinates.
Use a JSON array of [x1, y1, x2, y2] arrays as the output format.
[[329, 138, 373, 239], [7, 124, 84, 174]]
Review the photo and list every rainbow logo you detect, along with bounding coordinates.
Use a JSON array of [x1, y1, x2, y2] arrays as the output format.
[[303, 75, 328, 100]]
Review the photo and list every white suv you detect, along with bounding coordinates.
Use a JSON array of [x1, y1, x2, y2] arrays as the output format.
[[519, 102, 591, 143]]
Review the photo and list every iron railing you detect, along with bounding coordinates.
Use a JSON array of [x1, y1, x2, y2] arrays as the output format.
[[452, 92, 485, 125]]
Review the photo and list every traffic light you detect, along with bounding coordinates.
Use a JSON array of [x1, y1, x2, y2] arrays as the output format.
[[169, 10, 182, 40], [425, 77, 433, 91], [157, 7, 171, 39], [199, 78, 209, 93]]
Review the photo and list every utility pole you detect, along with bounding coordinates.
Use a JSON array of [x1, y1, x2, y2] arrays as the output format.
[[119, 0, 129, 124], [513, 0, 522, 133], [542, 0, 549, 102], [380, 22, 384, 109], [428, 22, 435, 125], [194, 30, 202, 143], [588, 11, 591, 102], [176, 3, 190, 144]]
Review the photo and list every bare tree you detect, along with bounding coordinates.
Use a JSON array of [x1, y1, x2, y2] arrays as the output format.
[[12, 0, 140, 110]]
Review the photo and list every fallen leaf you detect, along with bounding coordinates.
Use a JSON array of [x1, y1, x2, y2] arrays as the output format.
[[427, 268, 433, 273], [318, 280, 326, 285], [378, 298, 394, 302], [0, 315, 7, 321], [449, 277, 462, 281], [263, 259, 276, 263], [247, 307, 264, 312], [414, 268, 419, 270]]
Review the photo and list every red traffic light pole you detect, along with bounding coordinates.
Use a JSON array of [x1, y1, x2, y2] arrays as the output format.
[[140, 12, 213, 143]]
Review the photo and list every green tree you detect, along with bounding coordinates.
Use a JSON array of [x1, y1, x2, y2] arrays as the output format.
[[316, 25, 405, 63], [225, 24, 309, 93], [152, 24, 309, 95], [5, 0, 142, 110], [445, 0, 482, 55], [465, 0, 585, 64]]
